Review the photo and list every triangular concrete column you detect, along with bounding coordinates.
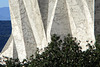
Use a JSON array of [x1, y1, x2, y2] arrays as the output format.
[[0, 0, 95, 61]]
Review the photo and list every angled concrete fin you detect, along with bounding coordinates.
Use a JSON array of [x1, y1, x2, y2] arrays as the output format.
[[0, 35, 13, 58], [1, 34, 13, 53], [51, 0, 72, 38], [47, 0, 58, 42], [38, 0, 49, 32], [9, 0, 27, 61], [22, 0, 48, 50], [18, 0, 37, 58], [66, 0, 95, 50], [13, 40, 18, 59], [0, 0, 95, 61]]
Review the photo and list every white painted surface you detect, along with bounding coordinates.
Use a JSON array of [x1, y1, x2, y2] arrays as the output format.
[[0, 0, 95, 61]]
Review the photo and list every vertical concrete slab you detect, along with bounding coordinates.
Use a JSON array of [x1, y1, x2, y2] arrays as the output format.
[[22, 0, 48, 50], [38, 0, 49, 33], [9, 0, 27, 61], [47, 0, 58, 42], [95, 0, 100, 36], [0, 0, 95, 61], [95, 0, 100, 42], [18, 0, 37, 58], [66, 0, 95, 50], [51, 0, 71, 38]]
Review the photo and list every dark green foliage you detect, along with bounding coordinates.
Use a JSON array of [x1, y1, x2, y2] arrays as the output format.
[[0, 64, 5, 67], [28, 34, 100, 67], [2, 57, 21, 67], [1, 34, 100, 67]]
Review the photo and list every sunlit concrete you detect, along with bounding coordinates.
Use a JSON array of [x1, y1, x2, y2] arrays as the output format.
[[0, 0, 95, 61]]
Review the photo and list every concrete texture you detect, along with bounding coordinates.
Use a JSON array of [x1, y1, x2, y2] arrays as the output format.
[[66, 0, 95, 50], [0, 0, 95, 62], [95, 0, 100, 36]]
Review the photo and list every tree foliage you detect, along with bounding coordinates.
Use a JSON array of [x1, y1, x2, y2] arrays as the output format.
[[1, 34, 100, 67]]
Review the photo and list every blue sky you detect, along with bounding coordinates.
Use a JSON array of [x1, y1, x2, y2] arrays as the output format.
[[0, 0, 9, 8], [0, 0, 10, 20]]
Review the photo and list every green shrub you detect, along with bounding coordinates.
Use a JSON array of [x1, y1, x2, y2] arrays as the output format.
[[1, 34, 100, 67], [28, 34, 100, 67]]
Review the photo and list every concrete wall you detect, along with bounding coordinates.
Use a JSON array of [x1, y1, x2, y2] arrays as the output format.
[[0, 0, 95, 62], [95, 0, 100, 36]]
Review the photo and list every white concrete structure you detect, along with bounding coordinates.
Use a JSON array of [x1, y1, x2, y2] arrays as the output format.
[[0, 0, 95, 62]]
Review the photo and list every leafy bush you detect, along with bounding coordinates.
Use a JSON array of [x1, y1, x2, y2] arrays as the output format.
[[1, 34, 100, 67]]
